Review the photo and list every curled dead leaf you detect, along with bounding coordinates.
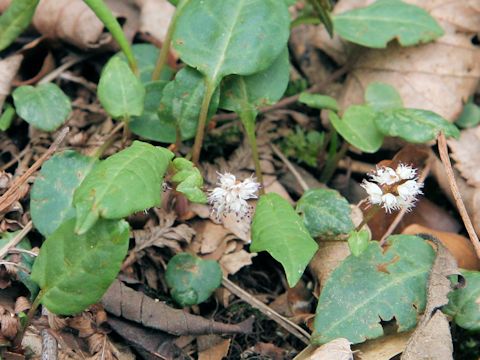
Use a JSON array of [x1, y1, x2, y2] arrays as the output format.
[[448, 125, 480, 187], [0, 55, 23, 110]]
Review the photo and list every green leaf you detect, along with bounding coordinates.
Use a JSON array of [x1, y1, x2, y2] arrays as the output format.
[[333, 0, 443, 48], [171, 158, 207, 203], [13, 83, 71, 132], [365, 82, 403, 112], [165, 253, 222, 306], [173, 0, 290, 86], [298, 92, 339, 112], [31, 218, 129, 315], [158, 66, 220, 141], [455, 100, 480, 129], [114, 44, 173, 84], [31, 151, 96, 237], [0, 231, 39, 299], [219, 48, 290, 112], [73, 141, 173, 234], [375, 108, 460, 143], [97, 56, 145, 119], [312, 235, 435, 344], [328, 106, 384, 153], [444, 270, 480, 331], [251, 193, 318, 287], [0, 0, 39, 51], [0, 103, 16, 131], [347, 230, 371, 257], [296, 188, 354, 238], [129, 81, 172, 142]]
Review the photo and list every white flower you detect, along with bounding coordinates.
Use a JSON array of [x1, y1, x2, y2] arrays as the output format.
[[362, 163, 423, 213], [208, 172, 260, 221]]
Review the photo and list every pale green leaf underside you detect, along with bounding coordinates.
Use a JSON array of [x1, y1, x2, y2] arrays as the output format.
[[329, 106, 383, 153], [13, 83, 71, 132], [31, 151, 96, 237], [165, 253, 222, 306], [97, 56, 145, 119], [173, 0, 290, 85], [375, 108, 460, 143], [296, 188, 354, 238], [251, 193, 318, 287], [444, 270, 480, 331], [333, 0, 443, 48], [73, 141, 173, 234], [31, 218, 130, 315], [312, 235, 435, 344]]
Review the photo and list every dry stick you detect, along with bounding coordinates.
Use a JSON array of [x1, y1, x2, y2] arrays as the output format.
[[0, 127, 70, 213], [379, 162, 432, 246], [438, 132, 480, 258], [38, 55, 88, 84], [270, 143, 310, 193], [0, 221, 33, 260], [0, 146, 30, 171], [222, 277, 311, 345]]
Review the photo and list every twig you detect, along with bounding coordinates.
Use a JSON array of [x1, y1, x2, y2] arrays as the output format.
[[0, 127, 69, 214], [0, 221, 33, 260], [337, 158, 375, 174], [0, 147, 30, 171], [7, 248, 37, 257], [379, 162, 431, 245], [213, 64, 351, 122], [270, 144, 310, 193], [437, 133, 480, 258], [222, 277, 310, 345], [41, 329, 58, 360], [38, 55, 88, 84], [0, 261, 31, 273]]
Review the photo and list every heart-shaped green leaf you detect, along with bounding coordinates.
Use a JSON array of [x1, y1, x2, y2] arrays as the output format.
[[173, 0, 290, 86], [296, 188, 354, 238], [298, 93, 339, 112], [165, 253, 222, 306], [129, 81, 171, 142], [31, 151, 96, 237], [158, 66, 220, 141], [365, 82, 403, 112], [31, 218, 130, 315], [219, 47, 290, 113], [333, 0, 443, 48], [328, 106, 384, 153], [0, 0, 39, 51], [443, 270, 480, 331], [455, 99, 480, 129], [73, 141, 173, 234], [0, 231, 39, 299], [97, 56, 145, 119], [251, 193, 318, 287], [375, 108, 460, 143], [13, 83, 71, 131], [312, 235, 435, 344], [171, 158, 207, 203]]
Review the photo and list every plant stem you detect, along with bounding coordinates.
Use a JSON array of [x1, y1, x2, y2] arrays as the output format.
[[83, 0, 138, 73], [151, 0, 188, 81], [191, 83, 215, 165], [240, 109, 264, 193], [13, 290, 44, 349], [356, 205, 381, 232]]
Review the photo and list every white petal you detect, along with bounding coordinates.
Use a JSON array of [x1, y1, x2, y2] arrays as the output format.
[[381, 193, 399, 212], [371, 167, 399, 185], [397, 180, 423, 200], [396, 164, 417, 180]]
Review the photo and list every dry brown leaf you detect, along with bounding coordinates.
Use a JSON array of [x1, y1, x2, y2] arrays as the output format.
[[102, 280, 254, 336], [354, 331, 412, 360], [219, 249, 256, 275], [134, 0, 175, 43], [309, 241, 350, 292], [194, 221, 232, 254], [310, 0, 480, 121], [402, 224, 480, 270], [401, 236, 458, 360], [0, 0, 139, 50], [197, 335, 230, 360], [0, 55, 23, 110], [305, 338, 353, 360], [448, 125, 480, 187]]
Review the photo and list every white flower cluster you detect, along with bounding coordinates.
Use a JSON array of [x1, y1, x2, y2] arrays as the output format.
[[361, 163, 423, 213], [208, 172, 260, 221]]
